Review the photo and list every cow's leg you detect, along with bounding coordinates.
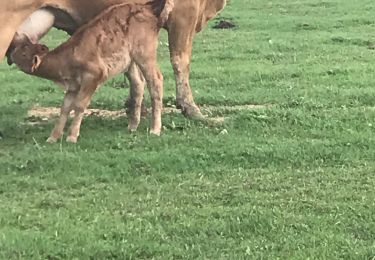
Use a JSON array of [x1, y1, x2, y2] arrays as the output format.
[[124, 65, 147, 118], [0, 24, 17, 61], [137, 62, 163, 136], [167, 8, 203, 120], [47, 90, 77, 143], [127, 63, 145, 132], [0, 9, 33, 61], [67, 77, 99, 143]]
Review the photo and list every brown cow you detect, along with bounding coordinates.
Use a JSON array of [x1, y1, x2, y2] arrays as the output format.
[[11, 0, 169, 143], [0, 0, 226, 119]]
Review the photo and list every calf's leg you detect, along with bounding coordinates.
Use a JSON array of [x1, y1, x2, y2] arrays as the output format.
[[137, 62, 164, 136], [127, 63, 145, 132], [124, 64, 147, 118], [47, 90, 77, 143], [67, 77, 100, 143]]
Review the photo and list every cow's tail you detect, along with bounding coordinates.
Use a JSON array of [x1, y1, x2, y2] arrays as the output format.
[[148, 0, 174, 26]]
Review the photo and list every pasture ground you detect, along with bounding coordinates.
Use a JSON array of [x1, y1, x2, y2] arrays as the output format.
[[1, 0, 375, 258]]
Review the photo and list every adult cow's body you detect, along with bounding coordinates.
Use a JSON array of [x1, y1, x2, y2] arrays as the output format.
[[0, 0, 226, 118]]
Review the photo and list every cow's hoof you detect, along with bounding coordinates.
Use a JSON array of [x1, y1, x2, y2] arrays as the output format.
[[180, 104, 204, 121], [150, 129, 161, 136], [66, 136, 78, 143], [46, 137, 57, 143]]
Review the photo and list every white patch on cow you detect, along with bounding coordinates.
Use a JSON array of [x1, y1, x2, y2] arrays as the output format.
[[16, 9, 55, 43]]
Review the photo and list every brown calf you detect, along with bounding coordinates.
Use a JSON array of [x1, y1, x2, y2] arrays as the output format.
[[11, 0, 170, 143]]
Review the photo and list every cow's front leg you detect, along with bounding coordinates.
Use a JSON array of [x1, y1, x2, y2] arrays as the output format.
[[1, 10, 32, 61], [1, 25, 17, 62], [168, 13, 203, 120]]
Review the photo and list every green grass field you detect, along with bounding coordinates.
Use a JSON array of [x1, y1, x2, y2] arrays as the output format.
[[1, 0, 375, 258]]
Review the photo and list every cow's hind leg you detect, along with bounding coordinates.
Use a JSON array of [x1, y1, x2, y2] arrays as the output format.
[[167, 8, 203, 120]]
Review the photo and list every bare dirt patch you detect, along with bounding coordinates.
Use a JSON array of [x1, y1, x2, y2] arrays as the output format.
[[27, 105, 125, 120], [26, 104, 270, 125]]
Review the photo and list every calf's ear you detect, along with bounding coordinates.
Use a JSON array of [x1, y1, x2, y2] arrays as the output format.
[[31, 55, 42, 73]]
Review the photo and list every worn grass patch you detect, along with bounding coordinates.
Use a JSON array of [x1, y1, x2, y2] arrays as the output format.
[[1, 0, 375, 258]]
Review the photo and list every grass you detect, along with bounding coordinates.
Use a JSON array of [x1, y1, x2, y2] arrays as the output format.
[[1, 0, 375, 258]]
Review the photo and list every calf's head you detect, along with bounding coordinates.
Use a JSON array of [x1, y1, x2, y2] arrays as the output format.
[[11, 39, 49, 74]]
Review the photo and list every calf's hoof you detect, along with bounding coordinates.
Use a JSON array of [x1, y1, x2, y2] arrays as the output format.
[[128, 118, 140, 132], [66, 135, 78, 143], [46, 136, 58, 143], [128, 125, 138, 133]]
